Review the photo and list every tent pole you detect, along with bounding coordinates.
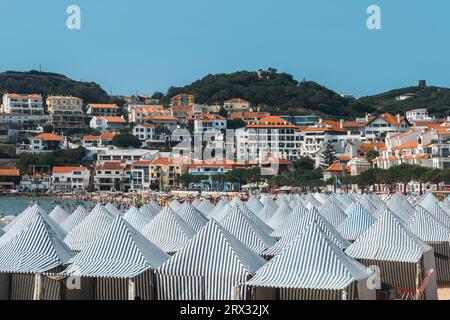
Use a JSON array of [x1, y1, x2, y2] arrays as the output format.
[[33, 273, 42, 300], [128, 278, 136, 300]]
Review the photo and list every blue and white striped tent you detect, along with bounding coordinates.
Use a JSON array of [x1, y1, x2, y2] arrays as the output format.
[[177, 203, 208, 232], [388, 194, 416, 214], [417, 192, 440, 211], [334, 194, 354, 209], [62, 216, 169, 300], [440, 197, 450, 213], [237, 204, 274, 236], [427, 203, 450, 228], [345, 210, 437, 298], [148, 200, 162, 212], [123, 206, 150, 232], [64, 204, 116, 251], [219, 207, 276, 255], [245, 222, 373, 300], [191, 198, 202, 210], [407, 206, 450, 282], [230, 196, 244, 207], [271, 205, 309, 239], [197, 199, 214, 216], [60, 205, 89, 233], [105, 203, 123, 217], [267, 202, 292, 230], [319, 200, 347, 228], [3, 204, 47, 234], [302, 194, 323, 210], [263, 208, 350, 259], [337, 203, 376, 242], [357, 195, 379, 215], [155, 220, 266, 300], [386, 197, 414, 222], [48, 205, 69, 225], [0, 206, 75, 300], [141, 206, 196, 254], [168, 199, 182, 212]]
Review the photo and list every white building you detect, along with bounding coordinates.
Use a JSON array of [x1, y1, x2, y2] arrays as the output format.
[[223, 98, 250, 114], [52, 166, 90, 191], [19, 174, 52, 192], [133, 124, 155, 142], [406, 108, 433, 124], [17, 133, 67, 154], [89, 116, 127, 133], [2, 93, 44, 115], [193, 114, 227, 133], [97, 148, 158, 165], [86, 104, 120, 116]]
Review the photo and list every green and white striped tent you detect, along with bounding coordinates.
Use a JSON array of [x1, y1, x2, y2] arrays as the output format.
[[141, 206, 196, 254], [337, 203, 376, 242], [123, 206, 150, 232], [177, 203, 208, 232], [197, 199, 214, 216], [60, 206, 89, 233], [219, 207, 276, 255], [427, 203, 450, 228], [0, 205, 75, 300], [206, 198, 228, 220], [105, 202, 123, 217], [346, 210, 438, 299], [417, 192, 440, 211], [245, 222, 374, 300], [48, 205, 70, 225], [318, 200, 347, 228], [267, 202, 292, 230], [61, 216, 169, 300], [168, 199, 182, 212], [271, 205, 309, 239], [407, 206, 450, 282], [155, 220, 266, 300], [64, 204, 116, 252]]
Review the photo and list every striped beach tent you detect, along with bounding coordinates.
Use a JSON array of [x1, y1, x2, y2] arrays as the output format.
[[105, 203, 122, 217], [139, 203, 158, 221], [191, 198, 202, 209], [319, 200, 347, 228], [390, 194, 416, 214], [64, 204, 116, 252], [237, 205, 274, 236], [209, 203, 233, 222], [440, 197, 450, 213], [197, 199, 214, 216], [148, 200, 162, 212], [3, 204, 47, 234], [61, 216, 169, 300], [230, 196, 244, 207], [407, 206, 450, 282], [177, 203, 208, 232], [169, 199, 182, 212], [155, 220, 266, 300], [260, 195, 278, 211], [358, 196, 379, 215], [314, 193, 330, 205], [48, 205, 70, 225], [337, 203, 376, 242], [60, 206, 89, 233], [256, 204, 277, 224], [0, 207, 75, 300], [219, 207, 276, 255], [345, 210, 438, 299], [245, 222, 373, 300], [271, 205, 309, 239], [427, 203, 450, 228], [334, 194, 353, 209], [263, 208, 350, 259], [246, 196, 264, 215], [418, 192, 439, 211], [303, 194, 323, 210], [384, 200, 413, 223], [206, 198, 227, 220], [0, 204, 66, 248], [123, 206, 150, 232], [267, 202, 292, 230], [141, 206, 196, 254]]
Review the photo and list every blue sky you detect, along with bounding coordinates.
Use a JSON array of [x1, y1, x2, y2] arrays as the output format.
[[0, 0, 448, 97]]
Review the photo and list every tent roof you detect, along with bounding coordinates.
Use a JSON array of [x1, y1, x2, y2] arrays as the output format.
[[60, 205, 89, 233], [123, 206, 150, 232], [177, 203, 208, 232], [48, 205, 70, 225], [337, 203, 376, 241]]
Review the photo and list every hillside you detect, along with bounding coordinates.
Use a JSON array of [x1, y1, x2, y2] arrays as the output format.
[[166, 70, 350, 116], [0, 70, 111, 103], [349, 86, 450, 117]]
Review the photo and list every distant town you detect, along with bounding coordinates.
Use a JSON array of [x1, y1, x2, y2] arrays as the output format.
[[0, 80, 449, 196]]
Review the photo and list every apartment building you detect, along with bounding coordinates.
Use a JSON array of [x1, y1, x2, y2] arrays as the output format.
[[17, 133, 67, 154], [223, 98, 250, 114], [86, 104, 120, 116], [94, 161, 130, 192], [19, 173, 52, 192], [128, 104, 170, 123], [96, 149, 158, 164], [52, 166, 90, 191], [89, 116, 127, 133], [192, 114, 227, 133], [83, 132, 117, 148], [133, 124, 155, 142], [46, 95, 86, 131], [2, 93, 44, 116]]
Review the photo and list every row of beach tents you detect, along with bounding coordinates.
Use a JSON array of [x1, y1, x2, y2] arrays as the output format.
[[0, 191, 448, 300]]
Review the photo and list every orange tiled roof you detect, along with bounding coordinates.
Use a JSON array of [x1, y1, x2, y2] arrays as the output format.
[[391, 141, 418, 150], [188, 159, 236, 169], [224, 98, 250, 104], [6, 93, 42, 99], [96, 162, 126, 171], [132, 160, 153, 166], [33, 133, 65, 141], [96, 116, 126, 123], [0, 169, 20, 176], [151, 157, 187, 166], [378, 113, 405, 126], [325, 162, 346, 172], [358, 142, 387, 153], [338, 155, 352, 161], [247, 116, 297, 129], [147, 116, 179, 121], [53, 166, 87, 174]]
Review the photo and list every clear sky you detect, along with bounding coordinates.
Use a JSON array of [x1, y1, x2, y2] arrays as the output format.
[[0, 0, 448, 98]]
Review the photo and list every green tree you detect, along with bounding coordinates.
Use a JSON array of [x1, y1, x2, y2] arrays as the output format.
[[43, 125, 54, 133], [111, 132, 142, 148], [320, 144, 337, 168], [293, 156, 315, 170], [227, 118, 246, 130], [218, 107, 228, 118]]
